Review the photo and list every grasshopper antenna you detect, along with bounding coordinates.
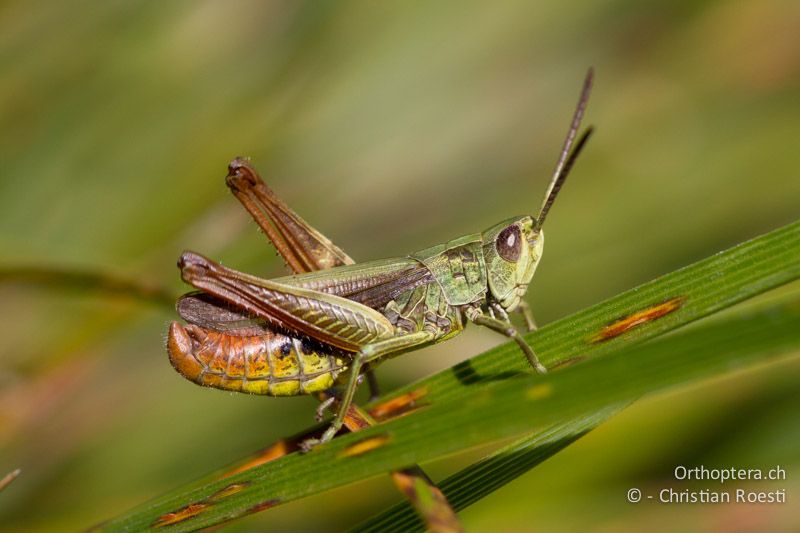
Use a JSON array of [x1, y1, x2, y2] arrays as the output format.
[[534, 68, 595, 232]]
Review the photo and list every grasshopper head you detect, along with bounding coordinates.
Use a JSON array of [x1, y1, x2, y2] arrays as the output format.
[[482, 68, 596, 313], [483, 216, 543, 311]]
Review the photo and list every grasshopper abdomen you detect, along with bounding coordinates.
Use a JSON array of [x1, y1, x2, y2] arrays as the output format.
[[168, 322, 349, 396]]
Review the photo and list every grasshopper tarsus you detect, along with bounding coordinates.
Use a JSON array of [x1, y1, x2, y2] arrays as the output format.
[[299, 438, 321, 453]]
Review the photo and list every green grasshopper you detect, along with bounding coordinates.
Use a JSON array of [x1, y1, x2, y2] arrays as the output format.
[[169, 69, 594, 447]]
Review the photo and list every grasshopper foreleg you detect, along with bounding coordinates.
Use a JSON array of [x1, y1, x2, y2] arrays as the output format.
[[466, 307, 547, 374], [302, 331, 435, 451]]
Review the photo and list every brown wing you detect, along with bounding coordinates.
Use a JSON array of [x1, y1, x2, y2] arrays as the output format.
[[333, 264, 434, 309], [176, 292, 271, 335], [272, 258, 433, 308], [179, 252, 395, 352], [178, 258, 433, 339], [178, 258, 433, 332]]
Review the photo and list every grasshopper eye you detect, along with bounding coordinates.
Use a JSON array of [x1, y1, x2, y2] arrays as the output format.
[[496, 225, 521, 262]]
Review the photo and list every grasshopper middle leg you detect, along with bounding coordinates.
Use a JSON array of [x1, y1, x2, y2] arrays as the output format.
[[516, 300, 539, 332]]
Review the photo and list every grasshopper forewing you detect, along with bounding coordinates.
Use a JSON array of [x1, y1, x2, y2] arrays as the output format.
[[172, 69, 595, 446]]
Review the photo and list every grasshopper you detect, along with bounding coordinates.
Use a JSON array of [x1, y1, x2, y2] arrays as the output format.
[[169, 69, 594, 447]]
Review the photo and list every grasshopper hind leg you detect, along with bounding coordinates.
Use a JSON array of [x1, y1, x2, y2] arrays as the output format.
[[314, 369, 374, 423], [302, 331, 435, 451]]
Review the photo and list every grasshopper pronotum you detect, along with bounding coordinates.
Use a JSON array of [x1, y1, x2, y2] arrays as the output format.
[[169, 69, 594, 447]]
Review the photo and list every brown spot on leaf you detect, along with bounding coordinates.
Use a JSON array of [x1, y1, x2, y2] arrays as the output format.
[[152, 482, 254, 527], [208, 481, 251, 501], [339, 433, 392, 457], [221, 440, 290, 478], [549, 355, 587, 371], [153, 503, 210, 527], [344, 404, 374, 431], [246, 498, 281, 514], [590, 297, 686, 343], [369, 387, 428, 421]]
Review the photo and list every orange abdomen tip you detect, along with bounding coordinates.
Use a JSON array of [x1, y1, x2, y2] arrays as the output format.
[[167, 321, 204, 382]]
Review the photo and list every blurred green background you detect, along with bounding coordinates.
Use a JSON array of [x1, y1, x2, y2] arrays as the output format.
[[1, 1, 799, 531]]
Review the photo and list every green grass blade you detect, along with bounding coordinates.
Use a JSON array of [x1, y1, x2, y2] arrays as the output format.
[[347, 298, 799, 532], [0, 264, 176, 307], [98, 220, 800, 531], [351, 405, 626, 532], [101, 297, 800, 532]]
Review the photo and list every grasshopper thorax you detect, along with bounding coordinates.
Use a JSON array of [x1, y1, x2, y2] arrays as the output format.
[[482, 216, 543, 312]]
